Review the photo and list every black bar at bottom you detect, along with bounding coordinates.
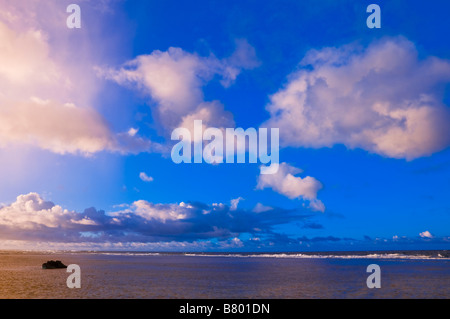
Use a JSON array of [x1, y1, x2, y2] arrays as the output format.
[[0, 299, 443, 318]]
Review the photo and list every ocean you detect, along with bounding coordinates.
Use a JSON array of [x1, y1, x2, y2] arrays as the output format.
[[0, 250, 448, 299]]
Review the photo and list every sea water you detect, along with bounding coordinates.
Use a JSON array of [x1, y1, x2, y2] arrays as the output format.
[[0, 250, 448, 299]]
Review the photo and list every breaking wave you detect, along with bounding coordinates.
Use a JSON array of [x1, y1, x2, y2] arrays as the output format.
[[182, 251, 450, 260]]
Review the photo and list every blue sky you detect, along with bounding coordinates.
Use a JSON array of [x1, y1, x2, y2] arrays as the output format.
[[0, 0, 449, 251]]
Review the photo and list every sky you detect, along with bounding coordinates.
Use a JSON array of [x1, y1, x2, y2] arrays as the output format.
[[0, 0, 449, 251]]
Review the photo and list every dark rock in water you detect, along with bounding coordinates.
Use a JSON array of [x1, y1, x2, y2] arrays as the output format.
[[42, 260, 68, 269]]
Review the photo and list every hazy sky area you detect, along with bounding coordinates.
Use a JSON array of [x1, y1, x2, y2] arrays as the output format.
[[0, 0, 449, 251]]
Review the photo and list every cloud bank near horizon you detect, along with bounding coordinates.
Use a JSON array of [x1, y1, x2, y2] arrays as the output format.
[[0, 192, 446, 251], [0, 192, 312, 245]]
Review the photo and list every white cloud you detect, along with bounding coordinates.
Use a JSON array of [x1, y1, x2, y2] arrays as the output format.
[[128, 128, 139, 137], [230, 197, 244, 211], [0, 192, 446, 250], [264, 37, 450, 160], [178, 101, 234, 141], [131, 200, 189, 222], [419, 230, 433, 238], [0, 239, 214, 252], [71, 218, 98, 226], [139, 172, 154, 182], [0, 2, 152, 155], [307, 199, 326, 213], [257, 162, 325, 212], [101, 40, 259, 135], [230, 237, 244, 247], [0, 192, 95, 230], [252, 203, 273, 213], [220, 38, 261, 87], [0, 191, 315, 247], [0, 98, 117, 154]]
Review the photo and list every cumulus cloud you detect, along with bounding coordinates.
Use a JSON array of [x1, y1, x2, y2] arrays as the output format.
[[0, 98, 118, 154], [1, 192, 447, 251], [131, 200, 189, 222], [230, 197, 244, 211], [252, 203, 273, 213], [257, 162, 325, 212], [139, 172, 154, 183], [264, 37, 450, 160], [220, 237, 244, 249], [0, 193, 100, 241], [0, 192, 314, 245], [419, 230, 433, 238], [2, 4, 255, 155], [100, 40, 259, 135]]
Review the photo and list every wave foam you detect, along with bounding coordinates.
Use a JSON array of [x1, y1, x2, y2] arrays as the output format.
[[183, 252, 450, 260]]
